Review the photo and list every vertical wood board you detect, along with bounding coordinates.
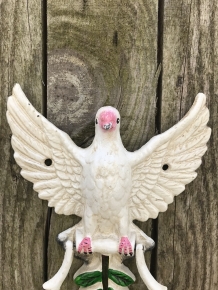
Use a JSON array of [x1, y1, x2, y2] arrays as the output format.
[[158, 1, 218, 289], [0, 0, 46, 289], [47, 1, 158, 289]]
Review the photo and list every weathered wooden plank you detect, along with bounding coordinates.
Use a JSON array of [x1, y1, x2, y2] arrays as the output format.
[[47, 1, 158, 289], [0, 0, 46, 289], [157, 1, 218, 289]]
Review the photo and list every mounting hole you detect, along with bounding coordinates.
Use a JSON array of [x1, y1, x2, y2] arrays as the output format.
[[162, 164, 169, 171], [45, 159, 52, 166]]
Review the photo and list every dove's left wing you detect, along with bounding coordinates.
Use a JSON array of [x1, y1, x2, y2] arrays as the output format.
[[128, 94, 211, 222], [7, 84, 85, 217]]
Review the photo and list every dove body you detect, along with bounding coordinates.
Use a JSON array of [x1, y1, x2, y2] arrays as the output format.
[[81, 135, 132, 239]]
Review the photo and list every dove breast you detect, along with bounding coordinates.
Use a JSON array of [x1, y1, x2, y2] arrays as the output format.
[[81, 144, 132, 218]]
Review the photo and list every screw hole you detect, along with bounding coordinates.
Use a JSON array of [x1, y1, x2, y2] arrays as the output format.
[[45, 159, 52, 166], [162, 164, 169, 171]]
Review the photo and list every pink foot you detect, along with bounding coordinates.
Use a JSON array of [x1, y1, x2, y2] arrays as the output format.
[[78, 237, 92, 254], [119, 237, 133, 256]]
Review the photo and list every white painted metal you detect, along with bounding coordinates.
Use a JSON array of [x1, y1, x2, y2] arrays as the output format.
[[7, 84, 211, 290]]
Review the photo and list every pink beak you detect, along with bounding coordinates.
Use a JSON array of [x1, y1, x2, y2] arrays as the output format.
[[99, 111, 117, 131]]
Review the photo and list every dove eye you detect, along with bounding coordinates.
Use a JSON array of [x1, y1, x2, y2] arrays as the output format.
[[117, 118, 120, 124], [96, 119, 98, 124]]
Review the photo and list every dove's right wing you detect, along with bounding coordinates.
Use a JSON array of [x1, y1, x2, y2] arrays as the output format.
[[7, 84, 84, 217], [128, 93, 211, 222]]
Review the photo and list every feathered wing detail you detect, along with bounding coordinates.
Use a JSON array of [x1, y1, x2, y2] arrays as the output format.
[[129, 94, 211, 222], [7, 84, 84, 217]]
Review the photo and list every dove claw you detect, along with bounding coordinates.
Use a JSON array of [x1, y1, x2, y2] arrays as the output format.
[[78, 237, 92, 254], [119, 237, 133, 256]]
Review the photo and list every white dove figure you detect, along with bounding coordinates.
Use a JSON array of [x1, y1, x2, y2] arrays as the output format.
[[7, 84, 211, 289]]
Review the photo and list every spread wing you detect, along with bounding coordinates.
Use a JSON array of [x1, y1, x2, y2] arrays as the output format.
[[7, 84, 84, 217], [128, 94, 211, 222]]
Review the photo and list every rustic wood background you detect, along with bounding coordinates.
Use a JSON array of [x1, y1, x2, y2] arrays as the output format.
[[0, 0, 217, 289]]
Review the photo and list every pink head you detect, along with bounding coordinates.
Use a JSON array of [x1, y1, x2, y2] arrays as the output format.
[[95, 106, 120, 132]]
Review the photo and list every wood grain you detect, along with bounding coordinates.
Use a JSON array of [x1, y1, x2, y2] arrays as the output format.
[[1, 0, 217, 289], [47, 1, 158, 289], [0, 0, 46, 289], [157, 1, 218, 289], [47, 0, 158, 150]]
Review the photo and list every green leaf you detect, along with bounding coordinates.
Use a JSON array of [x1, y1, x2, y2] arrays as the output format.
[[74, 271, 102, 287], [108, 269, 134, 286]]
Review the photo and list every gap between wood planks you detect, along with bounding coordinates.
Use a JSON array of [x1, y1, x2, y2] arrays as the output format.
[[150, 0, 165, 280], [41, 0, 52, 283], [42, 0, 165, 287]]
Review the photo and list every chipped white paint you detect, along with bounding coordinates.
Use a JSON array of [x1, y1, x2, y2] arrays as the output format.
[[15, 269, 18, 284], [7, 84, 211, 290]]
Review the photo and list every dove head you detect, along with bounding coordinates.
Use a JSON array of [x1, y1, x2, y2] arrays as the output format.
[[95, 106, 120, 134]]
